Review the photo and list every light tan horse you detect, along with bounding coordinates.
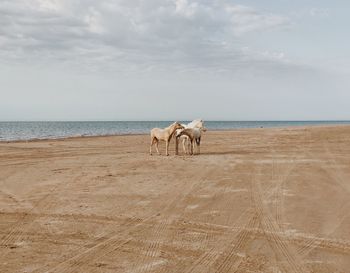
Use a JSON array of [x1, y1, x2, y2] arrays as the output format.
[[150, 122, 184, 156], [175, 127, 205, 155]]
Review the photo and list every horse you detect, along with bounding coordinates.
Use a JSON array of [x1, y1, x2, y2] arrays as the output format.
[[175, 127, 205, 155], [176, 119, 206, 154], [150, 122, 184, 156]]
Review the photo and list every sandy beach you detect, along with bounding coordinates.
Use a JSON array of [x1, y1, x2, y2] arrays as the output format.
[[1, 126, 350, 273]]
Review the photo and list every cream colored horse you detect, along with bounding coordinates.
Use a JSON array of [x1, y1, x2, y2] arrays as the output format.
[[150, 122, 184, 156]]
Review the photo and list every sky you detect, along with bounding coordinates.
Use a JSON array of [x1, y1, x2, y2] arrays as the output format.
[[0, 0, 349, 121]]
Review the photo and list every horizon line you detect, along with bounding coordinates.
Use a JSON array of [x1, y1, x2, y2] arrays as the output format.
[[1, 120, 350, 123]]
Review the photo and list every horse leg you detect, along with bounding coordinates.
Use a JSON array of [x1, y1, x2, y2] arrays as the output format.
[[175, 137, 179, 155], [196, 137, 201, 154], [189, 140, 193, 155], [187, 139, 191, 154], [182, 138, 187, 154], [150, 137, 155, 155], [155, 139, 160, 155], [165, 140, 169, 156]]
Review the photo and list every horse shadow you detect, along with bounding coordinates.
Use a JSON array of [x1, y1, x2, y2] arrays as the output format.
[[198, 149, 264, 156]]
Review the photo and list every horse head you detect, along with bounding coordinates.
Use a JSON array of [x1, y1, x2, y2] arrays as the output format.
[[173, 122, 185, 130], [190, 119, 205, 130]]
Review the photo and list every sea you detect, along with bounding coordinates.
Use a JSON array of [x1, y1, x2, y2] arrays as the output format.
[[0, 121, 350, 142]]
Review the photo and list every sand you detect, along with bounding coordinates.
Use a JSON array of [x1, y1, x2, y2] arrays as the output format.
[[1, 126, 350, 273]]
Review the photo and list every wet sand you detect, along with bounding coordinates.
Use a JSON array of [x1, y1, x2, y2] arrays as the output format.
[[1, 126, 350, 273]]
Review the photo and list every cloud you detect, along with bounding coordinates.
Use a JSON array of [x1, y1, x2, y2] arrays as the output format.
[[0, 0, 291, 73], [309, 8, 329, 18], [225, 4, 289, 35]]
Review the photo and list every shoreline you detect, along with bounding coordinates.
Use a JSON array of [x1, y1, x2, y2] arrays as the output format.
[[1, 123, 350, 144]]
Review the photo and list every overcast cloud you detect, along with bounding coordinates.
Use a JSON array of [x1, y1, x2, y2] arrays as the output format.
[[0, 0, 349, 120], [0, 0, 291, 71]]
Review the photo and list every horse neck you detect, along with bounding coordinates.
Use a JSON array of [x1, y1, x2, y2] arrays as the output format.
[[189, 123, 203, 129], [181, 130, 194, 140], [187, 119, 203, 128], [165, 123, 177, 135]]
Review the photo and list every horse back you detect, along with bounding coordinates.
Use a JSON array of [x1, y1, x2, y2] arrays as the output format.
[[178, 129, 194, 141], [151, 128, 165, 139]]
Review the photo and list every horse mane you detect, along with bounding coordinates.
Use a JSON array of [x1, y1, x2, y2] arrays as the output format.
[[186, 119, 203, 128], [165, 121, 177, 130], [167, 122, 181, 138]]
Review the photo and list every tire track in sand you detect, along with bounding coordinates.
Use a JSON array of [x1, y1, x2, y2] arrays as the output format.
[[268, 141, 299, 230], [42, 167, 216, 273], [176, 166, 261, 273], [212, 212, 259, 273], [252, 164, 307, 273], [0, 168, 88, 252], [41, 216, 148, 273], [209, 162, 292, 273], [132, 167, 219, 273], [171, 161, 286, 273], [295, 140, 350, 258]]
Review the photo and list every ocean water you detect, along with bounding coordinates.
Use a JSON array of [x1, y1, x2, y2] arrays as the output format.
[[0, 121, 350, 142]]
